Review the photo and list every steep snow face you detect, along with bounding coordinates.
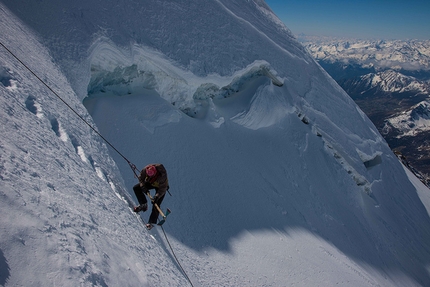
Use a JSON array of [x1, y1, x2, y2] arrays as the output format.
[[1, 0, 305, 101], [2, 1, 430, 286], [0, 5, 187, 286], [0, 6, 189, 287], [82, 36, 386, 193]]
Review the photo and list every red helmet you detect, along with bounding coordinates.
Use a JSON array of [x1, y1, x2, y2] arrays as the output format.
[[146, 165, 157, 177]]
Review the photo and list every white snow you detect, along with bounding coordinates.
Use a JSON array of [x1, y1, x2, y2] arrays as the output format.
[[1, 1, 430, 286], [301, 37, 430, 72], [387, 101, 430, 136]]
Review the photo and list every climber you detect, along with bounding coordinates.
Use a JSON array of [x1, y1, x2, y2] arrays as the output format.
[[133, 163, 169, 230]]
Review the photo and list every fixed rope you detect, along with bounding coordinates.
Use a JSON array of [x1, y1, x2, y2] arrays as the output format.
[[0, 41, 138, 173], [160, 225, 195, 287], [2, 41, 195, 286]]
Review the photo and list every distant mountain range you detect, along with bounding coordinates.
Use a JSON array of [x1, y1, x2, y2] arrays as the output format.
[[342, 70, 429, 94], [300, 36, 430, 73], [300, 36, 430, 185]]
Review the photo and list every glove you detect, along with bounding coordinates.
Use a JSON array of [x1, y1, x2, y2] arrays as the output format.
[[151, 195, 158, 204]]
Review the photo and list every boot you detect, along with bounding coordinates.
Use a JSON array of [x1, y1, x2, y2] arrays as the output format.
[[133, 203, 148, 213]]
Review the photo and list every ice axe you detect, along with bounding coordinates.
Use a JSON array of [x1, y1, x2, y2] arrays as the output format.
[[146, 192, 171, 225]]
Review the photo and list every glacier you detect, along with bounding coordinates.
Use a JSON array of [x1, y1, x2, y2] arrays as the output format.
[[1, 0, 430, 286]]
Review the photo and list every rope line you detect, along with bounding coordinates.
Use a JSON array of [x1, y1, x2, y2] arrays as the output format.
[[160, 226, 195, 287], [0, 41, 137, 172], [1, 41, 195, 286]]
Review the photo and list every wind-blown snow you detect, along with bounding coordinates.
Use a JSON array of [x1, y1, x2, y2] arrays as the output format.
[[1, 1, 430, 286]]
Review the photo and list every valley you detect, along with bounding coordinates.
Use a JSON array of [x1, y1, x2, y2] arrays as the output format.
[[301, 37, 430, 184]]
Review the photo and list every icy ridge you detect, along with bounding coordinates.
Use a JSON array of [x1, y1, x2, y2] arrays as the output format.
[[86, 39, 285, 123], [83, 35, 389, 196]]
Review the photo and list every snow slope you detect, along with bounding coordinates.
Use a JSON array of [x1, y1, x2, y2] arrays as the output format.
[[2, 1, 430, 286], [0, 6, 189, 286]]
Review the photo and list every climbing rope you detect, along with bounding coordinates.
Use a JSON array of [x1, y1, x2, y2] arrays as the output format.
[[160, 225, 195, 287], [0, 41, 138, 173], [1, 41, 195, 286]]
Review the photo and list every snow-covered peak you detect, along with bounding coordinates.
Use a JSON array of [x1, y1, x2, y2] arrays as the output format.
[[356, 70, 430, 94], [301, 37, 430, 71], [387, 101, 430, 136], [2, 1, 430, 286]]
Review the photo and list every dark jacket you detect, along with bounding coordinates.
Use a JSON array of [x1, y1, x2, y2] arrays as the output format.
[[139, 163, 169, 199]]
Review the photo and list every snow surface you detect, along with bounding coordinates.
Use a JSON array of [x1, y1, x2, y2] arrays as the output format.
[[1, 1, 430, 286]]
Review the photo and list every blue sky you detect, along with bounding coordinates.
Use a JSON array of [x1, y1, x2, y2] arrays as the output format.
[[265, 0, 430, 40]]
